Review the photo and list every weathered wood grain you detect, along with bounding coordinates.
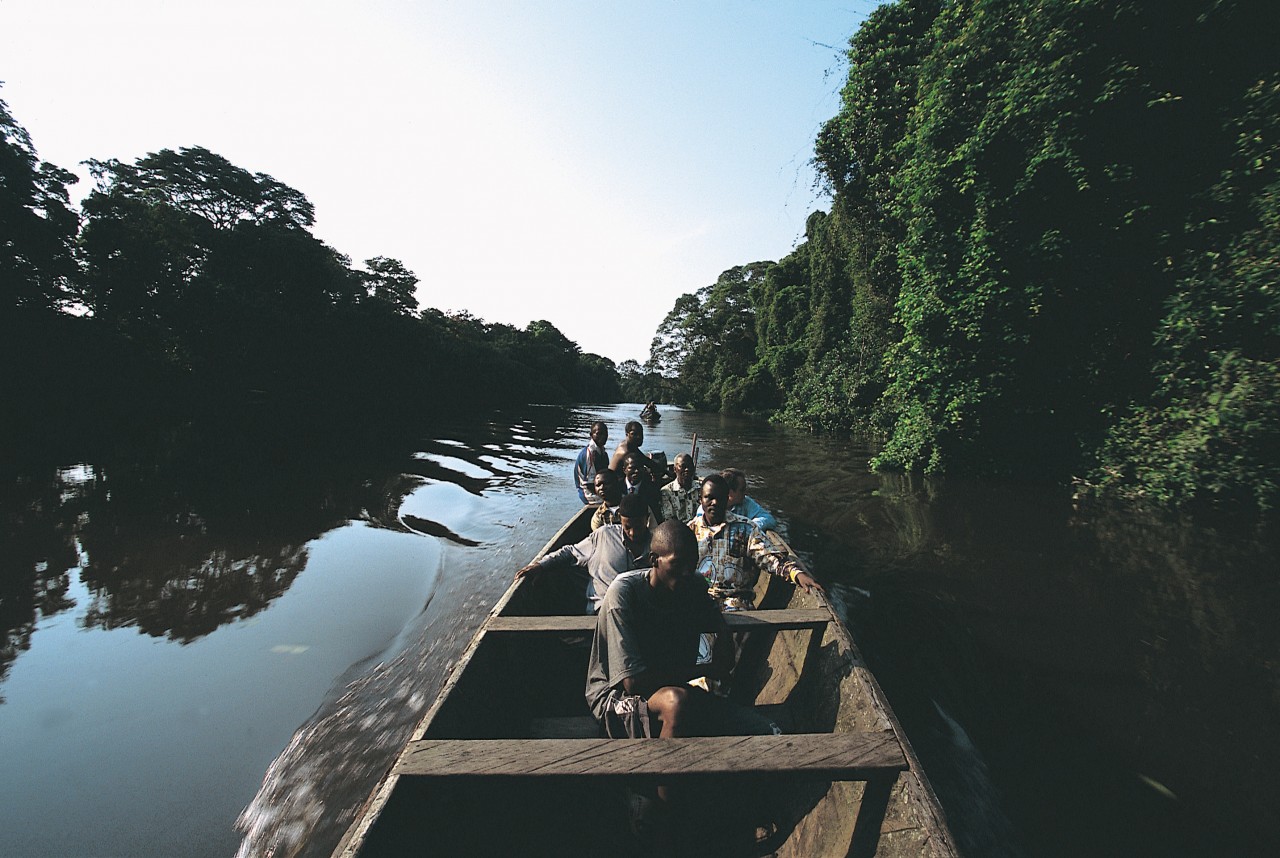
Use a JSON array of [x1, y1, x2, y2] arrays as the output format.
[[486, 608, 830, 634], [394, 732, 905, 781]]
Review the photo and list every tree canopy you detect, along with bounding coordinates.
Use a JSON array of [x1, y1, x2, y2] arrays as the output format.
[[1, 90, 79, 312], [2, 97, 621, 445], [644, 0, 1279, 509]]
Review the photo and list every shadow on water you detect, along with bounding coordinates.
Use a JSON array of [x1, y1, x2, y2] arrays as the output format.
[[622, 418, 1278, 857], [765, 451, 1277, 857]]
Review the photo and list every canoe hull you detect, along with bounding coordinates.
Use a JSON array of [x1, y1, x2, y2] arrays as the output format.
[[333, 506, 958, 857]]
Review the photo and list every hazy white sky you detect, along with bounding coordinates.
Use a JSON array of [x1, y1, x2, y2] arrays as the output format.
[[1, 0, 878, 363]]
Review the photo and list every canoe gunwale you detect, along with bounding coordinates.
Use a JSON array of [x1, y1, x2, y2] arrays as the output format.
[[331, 505, 595, 858], [332, 503, 961, 857]]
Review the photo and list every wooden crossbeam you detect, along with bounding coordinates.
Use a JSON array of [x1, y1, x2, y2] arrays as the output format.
[[526, 704, 793, 740], [393, 732, 905, 781], [486, 608, 829, 634]]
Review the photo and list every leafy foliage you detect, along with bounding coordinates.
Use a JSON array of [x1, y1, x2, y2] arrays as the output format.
[[647, 263, 770, 410], [3, 112, 620, 442], [0, 88, 79, 312], [1095, 75, 1280, 507], [644, 0, 1279, 509], [361, 256, 420, 316]]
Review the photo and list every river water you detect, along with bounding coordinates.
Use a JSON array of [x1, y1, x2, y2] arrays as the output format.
[[1, 404, 1275, 857]]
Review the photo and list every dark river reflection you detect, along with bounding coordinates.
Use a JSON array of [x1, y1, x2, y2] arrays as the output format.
[[1, 405, 1275, 857]]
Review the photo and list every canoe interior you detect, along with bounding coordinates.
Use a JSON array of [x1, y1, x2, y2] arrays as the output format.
[[343, 506, 957, 858]]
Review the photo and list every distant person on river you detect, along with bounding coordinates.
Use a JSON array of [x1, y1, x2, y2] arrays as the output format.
[[590, 469, 625, 530], [622, 451, 664, 523], [516, 494, 653, 612], [574, 421, 610, 505], [609, 420, 666, 483], [639, 400, 659, 419], [659, 452, 698, 524]]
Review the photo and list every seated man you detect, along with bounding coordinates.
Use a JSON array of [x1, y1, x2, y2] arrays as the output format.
[[690, 474, 822, 612], [609, 420, 666, 483], [573, 421, 610, 505], [622, 450, 664, 523], [659, 452, 698, 524], [515, 494, 652, 612], [586, 521, 776, 741], [590, 469, 625, 530], [717, 467, 779, 532]]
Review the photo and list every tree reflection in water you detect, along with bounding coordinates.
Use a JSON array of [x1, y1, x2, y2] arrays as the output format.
[[0, 423, 431, 684], [0, 464, 84, 699]]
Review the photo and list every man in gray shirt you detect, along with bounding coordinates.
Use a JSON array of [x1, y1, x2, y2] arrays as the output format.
[[585, 521, 728, 740], [516, 494, 652, 612]]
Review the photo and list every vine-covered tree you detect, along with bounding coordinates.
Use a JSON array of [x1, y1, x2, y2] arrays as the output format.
[[644, 0, 1279, 508]]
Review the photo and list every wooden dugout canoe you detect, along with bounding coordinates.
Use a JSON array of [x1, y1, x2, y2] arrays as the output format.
[[332, 505, 959, 857]]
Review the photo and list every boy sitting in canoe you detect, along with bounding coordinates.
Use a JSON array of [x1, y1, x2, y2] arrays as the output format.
[[718, 467, 779, 532], [590, 469, 625, 530], [573, 420, 610, 505], [585, 521, 777, 740], [515, 493, 653, 612]]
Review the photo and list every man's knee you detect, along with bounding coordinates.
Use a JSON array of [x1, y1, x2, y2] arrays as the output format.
[[647, 685, 692, 717]]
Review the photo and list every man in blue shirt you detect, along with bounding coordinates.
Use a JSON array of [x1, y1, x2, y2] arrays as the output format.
[[719, 467, 779, 531], [573, 421, 610, 504]]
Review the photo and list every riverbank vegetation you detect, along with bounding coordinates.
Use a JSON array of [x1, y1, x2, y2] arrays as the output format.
[[1, 92, 620, 449], [634, 0, 1278, 509]]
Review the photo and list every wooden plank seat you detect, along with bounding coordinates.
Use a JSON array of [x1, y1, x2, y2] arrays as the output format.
[[393, 732, 906, 782], [527, 715, 604, 738], [526, 704, 795, 739], [487, 608, 830, 634]]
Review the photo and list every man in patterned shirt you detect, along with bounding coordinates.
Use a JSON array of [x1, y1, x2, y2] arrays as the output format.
[[659, 453, 698, 523], [688, 474, 822, 611]]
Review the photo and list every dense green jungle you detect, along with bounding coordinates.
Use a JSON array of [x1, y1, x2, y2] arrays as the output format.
[[4, 0, 1278, 511], [631, 0, 1279, 511]]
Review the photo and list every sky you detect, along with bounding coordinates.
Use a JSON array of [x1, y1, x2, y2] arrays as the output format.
[[0, 0, 880, 364]]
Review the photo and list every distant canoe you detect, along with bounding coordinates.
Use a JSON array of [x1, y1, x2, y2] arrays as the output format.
[[639, 406, 661, 422], [332, 506, 958, 857]]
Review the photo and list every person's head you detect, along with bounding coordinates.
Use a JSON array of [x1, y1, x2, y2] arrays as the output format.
[[622, 451, 650, 484], [700, 474, 730, 525], [594, 468, 622, 504], [648, 520, 700, 598], [618, 494, 651, 547], [590, 421, 608, 447], [720, 467, 748, 507], [672, 453, 695, 489], [624, 420, 644, 447]]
